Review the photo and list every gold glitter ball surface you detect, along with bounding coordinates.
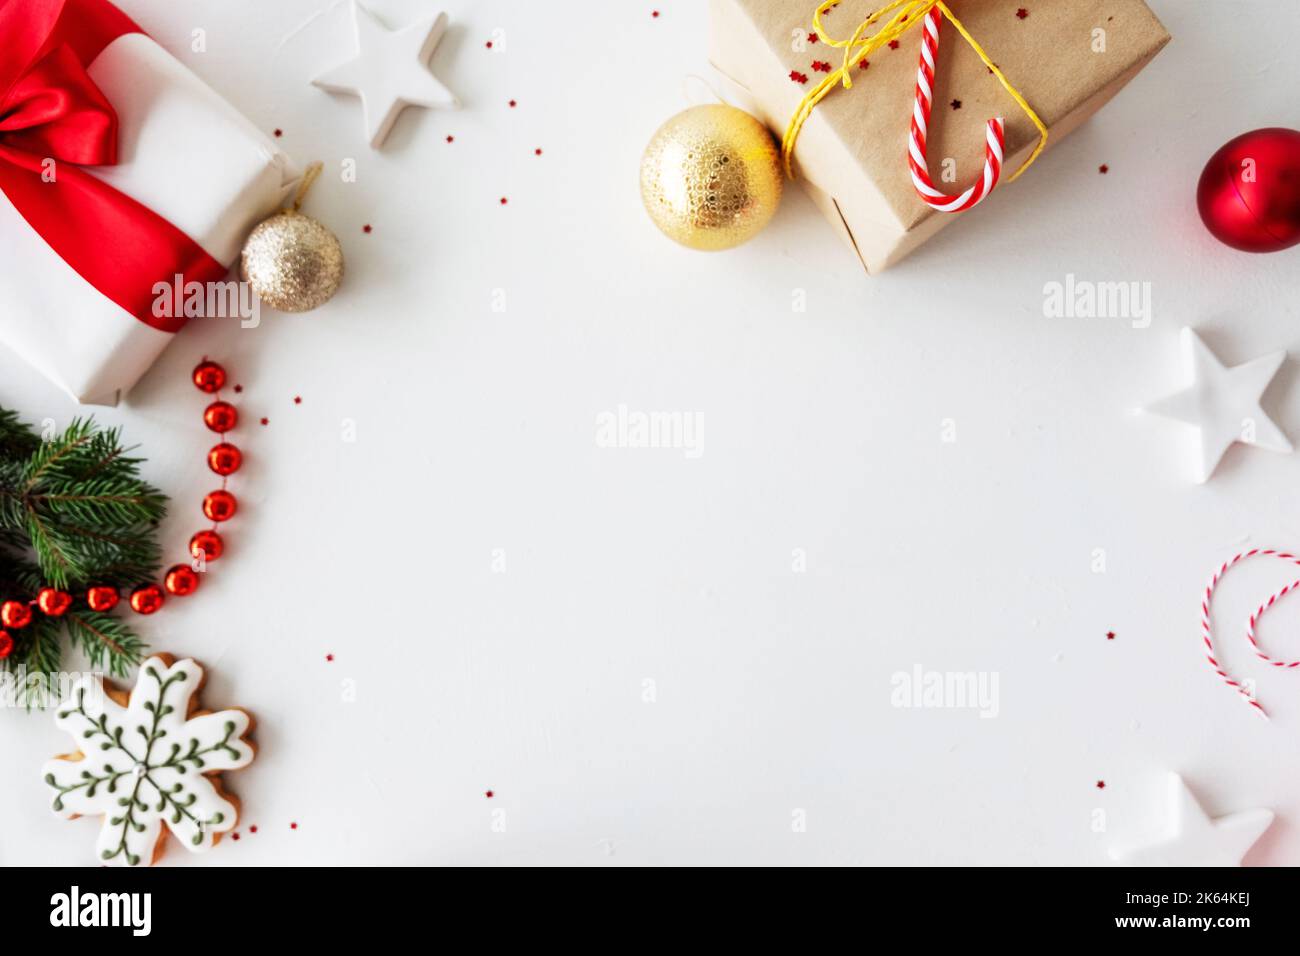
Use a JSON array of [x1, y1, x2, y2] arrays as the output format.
[[241, 210, 344, 313], [640, 104, 783, 251]]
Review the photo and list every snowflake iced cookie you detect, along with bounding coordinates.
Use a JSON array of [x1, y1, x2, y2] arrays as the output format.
[[42, 655, 255, 867]]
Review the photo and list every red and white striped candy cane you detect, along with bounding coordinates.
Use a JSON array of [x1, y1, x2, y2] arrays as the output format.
[[908, 6, 1004, 213], [1200, 548, 1300, 719]]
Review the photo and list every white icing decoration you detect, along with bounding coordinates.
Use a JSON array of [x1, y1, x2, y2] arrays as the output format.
[[42, 656, 253, 867]]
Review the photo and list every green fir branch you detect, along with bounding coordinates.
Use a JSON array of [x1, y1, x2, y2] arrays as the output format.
[[0, 409, 166, 690], [62, 611, 145, 677]]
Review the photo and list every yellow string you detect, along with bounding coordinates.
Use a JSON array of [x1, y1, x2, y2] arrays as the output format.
[[291, 161, 324, 212], [782, 0, 1048, 185]]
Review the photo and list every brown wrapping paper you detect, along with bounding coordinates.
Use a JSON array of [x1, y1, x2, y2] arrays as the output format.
[[708, 0, 1170, 273]]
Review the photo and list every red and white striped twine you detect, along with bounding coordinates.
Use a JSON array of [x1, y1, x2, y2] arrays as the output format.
[[908, 7, 1005, 213], [1200, 548, 1300, 720]]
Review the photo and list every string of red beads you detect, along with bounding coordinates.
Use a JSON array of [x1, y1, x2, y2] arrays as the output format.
[[0, 361, 242, 658]]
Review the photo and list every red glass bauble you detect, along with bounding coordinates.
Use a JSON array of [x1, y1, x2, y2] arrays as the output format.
[[86, 586, 120, 612], [1197, 128, 1300, 252], [36, 588, 72, 617], [164, 565, 201, 596], [0, 630, 12, 659], [203, 489, 238, 522], [189, 529, 224, 562], [203, 401, 238, 433], [192, 360, 227, 394], [208, 442, 242, 476], [129, 585, 164, 615], [0, 600, 32, 629]]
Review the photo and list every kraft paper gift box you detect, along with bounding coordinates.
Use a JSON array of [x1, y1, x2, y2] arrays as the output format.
[[0, 0, 297, 405], [708, 0, 1170, 273]]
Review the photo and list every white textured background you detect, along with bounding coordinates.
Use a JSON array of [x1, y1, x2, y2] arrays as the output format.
[[2, 0, 1300, 866]]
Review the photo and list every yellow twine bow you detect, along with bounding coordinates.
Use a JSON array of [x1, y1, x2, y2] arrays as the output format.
[[782, 0, 1048, 184]]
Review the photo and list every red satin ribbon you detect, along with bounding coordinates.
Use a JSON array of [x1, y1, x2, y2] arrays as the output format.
[[0, 0, 228, 334]]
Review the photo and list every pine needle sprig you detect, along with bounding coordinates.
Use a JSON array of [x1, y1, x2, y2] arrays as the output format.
[[8, 417, 166, 588], [0, 410, 167, 692], [0, 408, 40, 461], [61, 611, 145, 676]]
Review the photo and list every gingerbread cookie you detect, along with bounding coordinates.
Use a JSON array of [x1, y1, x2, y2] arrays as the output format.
[[42, 655, 255, 866]]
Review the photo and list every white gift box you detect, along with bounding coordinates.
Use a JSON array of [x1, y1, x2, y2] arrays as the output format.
[[0, 32, 297, 405]]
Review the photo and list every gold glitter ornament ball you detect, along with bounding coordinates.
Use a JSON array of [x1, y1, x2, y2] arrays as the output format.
[[640, 104, 783, 251], [241, 209, 344, 312]]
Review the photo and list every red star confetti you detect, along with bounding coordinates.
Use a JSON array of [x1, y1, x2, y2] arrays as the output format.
[[1016, 7, 1029, 18], [485, 40, 493, 49], [500, 197, 508, 205], [888, 39, 900, 49], [290, 822, 298, 830], [446, 134, 454, 143], [1096, 780, 1106, 789], [508, 99, 517, 108], [293, 396, 302, 405], [273, 128, 283, 138], [249, 825, 258, 834], [652, 9, 659, 17], [233, 384, 243, 394], [362, 224, 372, 234], [326, 654, 334, 662], [1099, 164, 1109, 174], [535, 148, 543, 156], [232, 832, 241, 840], [858, 58, 869, 70], [789, 70, 808, 84], [259, 417, 269, 426], [1106, 630, 1115, 640], [950, 99, 962, 109], [807, 32, 818, 44], [485, 790, 494, 798], [811, 60, 831, 73]]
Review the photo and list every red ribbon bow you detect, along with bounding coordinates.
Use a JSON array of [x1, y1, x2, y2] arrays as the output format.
[[0, 0, 226, 333]]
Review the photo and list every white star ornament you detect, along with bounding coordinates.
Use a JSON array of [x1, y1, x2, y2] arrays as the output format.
[[1142, 327, 1290, 483], [312, 2, 459, 149], [1109, 773, 1273, 867]]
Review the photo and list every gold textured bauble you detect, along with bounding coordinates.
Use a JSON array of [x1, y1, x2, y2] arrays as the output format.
[[241, 209, 344, 312], [640, 104, 783, 251]]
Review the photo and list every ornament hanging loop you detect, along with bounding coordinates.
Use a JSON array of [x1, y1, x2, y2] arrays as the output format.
[[291, 161, 324, 212]]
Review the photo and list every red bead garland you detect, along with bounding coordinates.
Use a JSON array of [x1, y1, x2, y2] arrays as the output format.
[[190, 529, 224, 563], [129, 584, 164, 614], [36, 588, 72, 617], [204, 401, 238, 433], [183, 364, 238, 604], [0, 600, 32, 629], [0, 360, 245, 645], [192, 360, 227, 394], [208, 442, 242, 476], [163, 565, 200, 596], [203, 489, 238, 522], [86, 586, 119, 612]]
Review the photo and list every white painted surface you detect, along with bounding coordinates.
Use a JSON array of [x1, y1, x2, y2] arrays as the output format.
[[1, 0, 1299, 866]]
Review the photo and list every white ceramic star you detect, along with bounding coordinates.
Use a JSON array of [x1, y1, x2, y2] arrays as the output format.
[[1109, 773, 1273, 867], [1142, 327, 1290, 482], [312, 2, 458, 149]]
